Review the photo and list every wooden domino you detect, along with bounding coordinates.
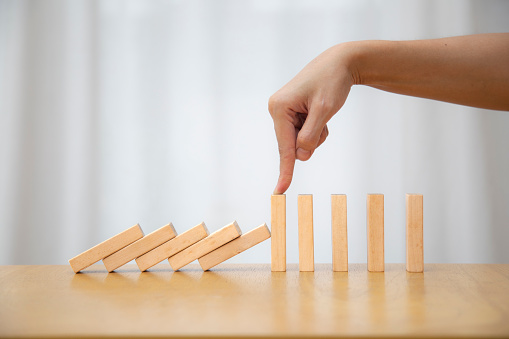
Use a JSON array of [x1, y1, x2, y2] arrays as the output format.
[[298, 194, 314, 272], [102, 223, 177, 272], [168, 221, 242, 271], [271, 194, 286, 272], [68, 193, 424, 274], [406, 194, 424, 272], [68, 224, 144, 273], [331, 194, 348, 272], [367, 194, 384, 272], [198, 223, 271, 271], [136, 222, 209, 272]]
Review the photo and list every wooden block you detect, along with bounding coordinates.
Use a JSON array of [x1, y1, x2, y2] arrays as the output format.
[[367, 194, 384, 272], [271, 194, 286, 272], [331, 194, 348, 272], [198, 223, 271, 271], [103, 223, 177, 272], [298, 194, 314, 272], [406, 194, 424, 273], [136, 222, 209, 272], [168, 221, 242, 271], [68, 224, 144, 273]]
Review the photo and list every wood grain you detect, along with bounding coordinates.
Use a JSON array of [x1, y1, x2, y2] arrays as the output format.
[[168, 221, 241, 271], [2, 264, 509, 338], [332, 194, 348, 272], [135, 222, 209, 272], [198, 223, 271, 271], [68, 224, 144, 273], [102, 223, 177, 272], [298, 194, 314, 272], [367, 194, 384, 272], [271, 194, 286, 272], [406, 194, 424, 272]]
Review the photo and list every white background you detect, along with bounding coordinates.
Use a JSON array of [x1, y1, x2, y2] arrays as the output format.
[[1, 0, 508, 265]]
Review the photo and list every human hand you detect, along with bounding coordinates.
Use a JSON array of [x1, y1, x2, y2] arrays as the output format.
[[268, 44, 356, 194]]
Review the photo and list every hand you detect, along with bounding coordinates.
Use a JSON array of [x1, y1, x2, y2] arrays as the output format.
[[268, 44, 355, 194], [269, 34, 509, 194]]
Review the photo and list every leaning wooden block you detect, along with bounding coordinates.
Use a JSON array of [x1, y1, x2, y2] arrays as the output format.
[[367, 194, 384, 272], [332, 194, 348, 272], [168, 221, 242, 271], [271, 194, 286, 272], [136, 222, 209, 272], [406, 194, 424, 273], [68, 224, 144, 273], [103, 223, 177, 272], [298, 194, 314, 272], [198, 223, 271, 271]]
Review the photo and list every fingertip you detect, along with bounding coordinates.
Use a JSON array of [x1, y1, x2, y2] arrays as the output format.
[[274, 175, 291, 195]]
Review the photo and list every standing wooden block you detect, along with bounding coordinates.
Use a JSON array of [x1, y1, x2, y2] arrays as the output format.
[[68, 224, 144, 273], [271, 194, 286, 272], [168, 221, 242, 271], [367, 194, 384, 272], [407, 194, 424, 273], [331, 194, 348, 272], [298, 194, 314, 272], [270, 194, 286, 272], [136, 222, 209, 272], [103, 223, 177, 272], [198, 223, 271, 271]]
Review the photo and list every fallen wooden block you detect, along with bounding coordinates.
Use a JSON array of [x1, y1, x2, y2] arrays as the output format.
[[367, 194, 384, 272], [298, 194, 314, 272], [68, 224, 144, 273], [103, 223, 177, 272], [331, 194, 348, 272], [198, 223, 271, 271], [271, 194, 286, 272], [136, 222, 209, 272], [168, 221, 242, 271], [406, 194, 424, 273]]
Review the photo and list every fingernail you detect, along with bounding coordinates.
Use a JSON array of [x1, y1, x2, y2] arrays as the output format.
[[296, 148, 311, 160]]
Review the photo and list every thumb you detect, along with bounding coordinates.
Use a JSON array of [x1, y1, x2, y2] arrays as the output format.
[[295, 107, 327, 161]]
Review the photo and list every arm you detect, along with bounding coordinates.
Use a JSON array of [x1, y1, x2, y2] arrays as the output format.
[[269, 33, 509, 194], [353, 34, 509, 110]]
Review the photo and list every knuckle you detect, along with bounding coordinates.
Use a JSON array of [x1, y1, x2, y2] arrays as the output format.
[[323, 126, 329, 138], [268, 93, 288, 117], [313, 96, 335, 114], [297, 132, 317, 149], [278, 146, 294, 159]]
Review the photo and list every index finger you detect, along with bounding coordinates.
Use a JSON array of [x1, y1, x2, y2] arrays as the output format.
[[273, 117, 297, 194]]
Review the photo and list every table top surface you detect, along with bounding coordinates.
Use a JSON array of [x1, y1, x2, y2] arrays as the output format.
[[1, 263, 508, 338]]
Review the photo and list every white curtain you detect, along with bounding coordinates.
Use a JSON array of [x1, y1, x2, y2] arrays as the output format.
[[1, 0, 508, 265]]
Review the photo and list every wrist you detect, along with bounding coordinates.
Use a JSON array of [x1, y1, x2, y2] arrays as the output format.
[[337, 40, 393, 87]]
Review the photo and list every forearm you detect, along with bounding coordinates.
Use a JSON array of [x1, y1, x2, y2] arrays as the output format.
[[343, 34, 509, 111]]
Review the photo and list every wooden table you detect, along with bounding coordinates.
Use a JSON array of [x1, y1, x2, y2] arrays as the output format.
[[1, 264, 508, 338]]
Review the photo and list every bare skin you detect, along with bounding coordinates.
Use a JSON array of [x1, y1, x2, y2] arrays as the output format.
[[268, 33, 509, 194]]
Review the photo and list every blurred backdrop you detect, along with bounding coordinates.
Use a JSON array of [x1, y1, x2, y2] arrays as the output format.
[[1, 0, 508, 265]]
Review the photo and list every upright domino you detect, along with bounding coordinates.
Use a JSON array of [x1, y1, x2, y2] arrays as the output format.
[[168, 221, 242, 271], [136, 222, 209, 272], [298, 194, 314, 272], [68, 224, 144, 273], [367, 194, 384, 272], [331, 194, 348, 272], [103, 223, 177, 272], [406, 194, 424, 272], [271, 194, 286, 272], [198, 223, 271, 271]]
